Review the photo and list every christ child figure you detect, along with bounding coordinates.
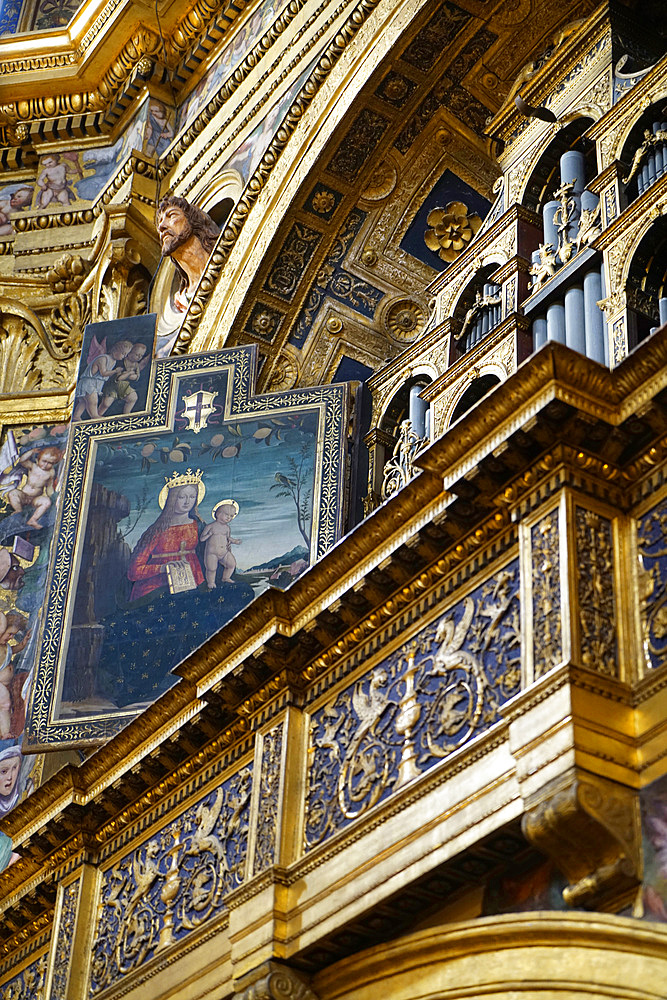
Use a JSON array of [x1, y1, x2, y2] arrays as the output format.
[[201, 500, 241, 588], [0, 611, 29, 740], [7, 445, 62, 528], [98, 342, 149, 415]]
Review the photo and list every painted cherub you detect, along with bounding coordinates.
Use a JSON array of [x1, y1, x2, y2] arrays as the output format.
[[0, 610, 30, 740], [201, 500, 241, 588], [73, 339, 133, 420], [98, 342, 150, 416], [36, 153, 75, 208], [6, 445, 63, 528]]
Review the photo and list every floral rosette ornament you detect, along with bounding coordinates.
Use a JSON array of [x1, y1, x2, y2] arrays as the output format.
[[424, 201, 482, 262]]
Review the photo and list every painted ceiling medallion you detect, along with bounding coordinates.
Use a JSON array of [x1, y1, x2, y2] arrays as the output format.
[[424, 201, 482, 262]]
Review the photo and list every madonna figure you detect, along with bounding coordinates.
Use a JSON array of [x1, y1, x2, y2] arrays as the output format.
[[92, 467, 253, 708], [127, 470, 205, 602]]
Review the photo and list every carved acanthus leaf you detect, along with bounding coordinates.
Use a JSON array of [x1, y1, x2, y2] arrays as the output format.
[[47, 291, 92, 360]]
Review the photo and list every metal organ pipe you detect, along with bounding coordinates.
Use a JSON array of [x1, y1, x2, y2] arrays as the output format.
[[660, 297, 667, 327], [546, 301, 566, 343], [409, 384, 428, 438], [564, 284, 586, 354], [533, 315, 547, 349], [583, 268, 606, 364], [654, 123, 664, 178]]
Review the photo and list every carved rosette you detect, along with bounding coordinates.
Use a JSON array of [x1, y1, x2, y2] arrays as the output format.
[[522, 774, 641, 911], [575, 507, 617, 675], [384, 299, 427, 343]]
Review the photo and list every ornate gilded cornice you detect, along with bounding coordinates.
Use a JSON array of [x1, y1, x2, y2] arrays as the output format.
[[488, 2, 610, 148], [0, 0, 249, 141]]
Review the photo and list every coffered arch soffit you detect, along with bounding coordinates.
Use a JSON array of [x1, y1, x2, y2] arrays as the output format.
[[190, 0, 598, 389]]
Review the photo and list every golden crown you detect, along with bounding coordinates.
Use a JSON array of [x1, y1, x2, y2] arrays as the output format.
[[158, 468, 205, 509], [164, 468, 203, 490]]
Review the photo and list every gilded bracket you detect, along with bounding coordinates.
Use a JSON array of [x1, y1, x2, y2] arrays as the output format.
[[236, 961, 318, 1000], [522, 773, 642, 911]]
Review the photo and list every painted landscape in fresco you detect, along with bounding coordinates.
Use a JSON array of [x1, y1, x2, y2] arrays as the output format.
[[60, 366, 320, 717], [0, 422, 68, 836]]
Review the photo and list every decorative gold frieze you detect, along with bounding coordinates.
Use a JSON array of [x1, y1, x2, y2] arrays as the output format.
[[90, 766, 252, 994], [304, 561, 521, 846]]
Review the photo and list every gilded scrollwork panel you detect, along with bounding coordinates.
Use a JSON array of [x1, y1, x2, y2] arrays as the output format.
[[89, 765, 252, 994], [48, 877, 81, 1000], [253, 725, 284, 875], [575, 506, 617, 676], [0, 954, 47, 1000], [637, 496, 667, 672], [531, 511, 562, 679], [304, 561, 521, 848]]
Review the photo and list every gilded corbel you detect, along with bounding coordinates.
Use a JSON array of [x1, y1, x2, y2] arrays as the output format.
[[236, 961, 318, 1000], [522, 773, 642, 911]]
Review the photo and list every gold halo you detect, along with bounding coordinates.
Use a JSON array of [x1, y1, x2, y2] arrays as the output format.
[[212, 499, 239, 518], [158, 478, 206, 509]]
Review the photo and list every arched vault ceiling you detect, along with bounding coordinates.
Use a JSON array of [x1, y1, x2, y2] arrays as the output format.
[[190, 0, 601, 389]]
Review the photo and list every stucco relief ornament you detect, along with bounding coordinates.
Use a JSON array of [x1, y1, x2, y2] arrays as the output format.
[[424, 201, 482, 262]]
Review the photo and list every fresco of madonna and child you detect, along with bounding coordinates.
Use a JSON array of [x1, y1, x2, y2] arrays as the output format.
[[25, 337, 348, 747]]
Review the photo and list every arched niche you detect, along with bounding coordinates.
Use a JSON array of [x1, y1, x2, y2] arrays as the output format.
[[450, 373, 500, 425], [380, 374, 433, 441], [619, 99, 667, 204], [366, 372, 433, 504], [450, 262, 503, 359], [626, 214, 667, 343], [522, 118, 595, 217], [193, 169, 243, 230]]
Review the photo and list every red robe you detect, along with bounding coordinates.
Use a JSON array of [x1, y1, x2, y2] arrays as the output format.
[[128, 522, 204, 601]]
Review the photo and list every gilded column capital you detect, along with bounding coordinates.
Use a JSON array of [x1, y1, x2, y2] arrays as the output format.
[[236, 962, 319, 1000]]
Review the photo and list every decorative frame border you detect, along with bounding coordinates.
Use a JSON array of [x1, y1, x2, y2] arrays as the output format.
[[25, 343, 349, 748]]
